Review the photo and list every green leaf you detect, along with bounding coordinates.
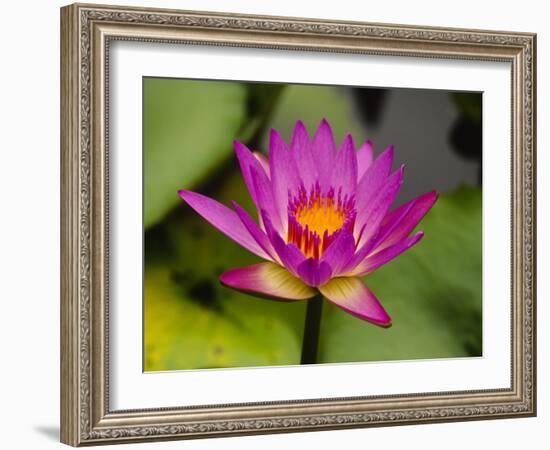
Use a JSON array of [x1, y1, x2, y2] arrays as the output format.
[[143, 78, 248, 228], [318, 186, 482, 363], [144, 267, 303, 371]]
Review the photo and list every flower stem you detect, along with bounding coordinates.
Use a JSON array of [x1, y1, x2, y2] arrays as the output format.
[[300, 294, 323, 365]]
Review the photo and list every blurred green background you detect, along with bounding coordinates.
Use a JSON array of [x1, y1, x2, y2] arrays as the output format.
[[143, 77, 482, 371]]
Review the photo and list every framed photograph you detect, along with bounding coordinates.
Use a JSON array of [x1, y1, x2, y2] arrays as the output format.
[[60, 3, 536, 446]]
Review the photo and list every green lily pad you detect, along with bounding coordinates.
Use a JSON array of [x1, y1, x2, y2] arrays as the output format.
[[144, 267, 303, 371], [143, 78, 248, 228], [318, 186, 482, 363]]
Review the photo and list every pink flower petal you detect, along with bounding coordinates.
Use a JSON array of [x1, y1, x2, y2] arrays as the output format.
[[178, 190, 271, 260], [269, 128, 300, 232], [355, 165, 404, 248], [320, 230, 355, 276], [234, 140, 270, 208], [232, 201, 278, 262], [375, 191, 438, 251], [296, 258, 332, 287], [220, 262, 317, 301], [348, 231, 424, 277], [312, 118, 337, 191], [261, 210, 306, 277], [355, 144, 394, 213], [319, 277, 391, 327], [356, 140, 374, 179], [291, 120, 318, 189], [250, 166, 283, 233], [253, 151, 270, 178], [331, 134, 358, 196]]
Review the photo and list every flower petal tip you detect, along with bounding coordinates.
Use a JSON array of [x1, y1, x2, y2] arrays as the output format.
[[405, 231, 425, 248], [406, 231, 425, 248], [359, 308, 392, 328], [292, 119, 309, 136], [363, 316, 393, 329], [178, 189, 192, 201], [341, 133, 355, 148], [218, 271, 232, 287], [319, 277, 392, 327], [377, 318, 393, 328], [269, 127, 281, 139], [361, 307, 392, 328], [413, 230, 425, 242], [317, 117, 334, 134], [232, 139, 249, 154], [376, 144, 394, 163], [383, 144, 395, 159], [367, 310, 393, 328]]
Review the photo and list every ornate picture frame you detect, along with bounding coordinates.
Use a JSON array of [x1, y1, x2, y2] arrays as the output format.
[[60, 3, 536, 446]]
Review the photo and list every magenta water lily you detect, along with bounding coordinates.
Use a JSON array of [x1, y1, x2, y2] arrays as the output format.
[[178, 119, 437, 327]]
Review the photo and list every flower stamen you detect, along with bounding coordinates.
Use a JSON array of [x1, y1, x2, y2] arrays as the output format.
[[287, 183, 356, 259]]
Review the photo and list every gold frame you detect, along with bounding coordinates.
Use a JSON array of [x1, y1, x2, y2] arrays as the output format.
[[60, 2, 536, 446]]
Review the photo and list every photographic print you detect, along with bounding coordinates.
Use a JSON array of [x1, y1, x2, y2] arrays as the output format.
[[143, 78, 482, 372], [61, 4, 535, 445]]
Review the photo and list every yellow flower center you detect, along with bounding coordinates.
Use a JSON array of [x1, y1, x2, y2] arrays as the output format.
[[295, 198, 346, 239], [287, 185, 356, 259]]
